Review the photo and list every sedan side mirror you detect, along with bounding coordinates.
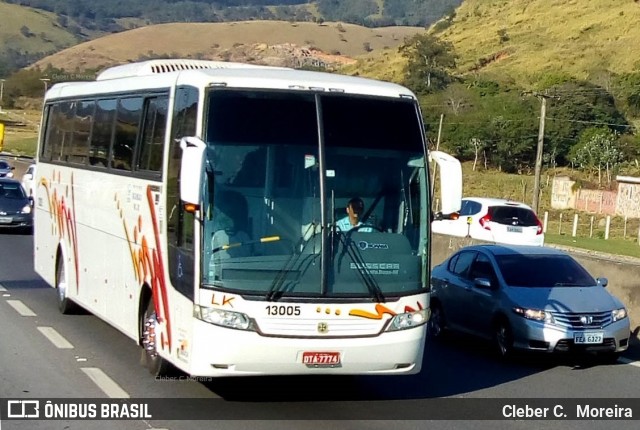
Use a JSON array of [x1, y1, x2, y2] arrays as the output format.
[[597, 277, 608, 287], [474, 278, 493, 289]]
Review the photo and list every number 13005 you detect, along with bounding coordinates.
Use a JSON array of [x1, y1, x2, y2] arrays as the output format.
[[265, 305, 301, 316]]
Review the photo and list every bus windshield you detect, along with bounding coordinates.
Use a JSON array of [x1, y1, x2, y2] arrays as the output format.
[[202, 89, 429, 299]]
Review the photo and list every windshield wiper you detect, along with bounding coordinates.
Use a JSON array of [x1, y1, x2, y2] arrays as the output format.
[[336, 231, 385, 303], [265, 224, 320, 301], [553, 282, 587, 287], [211, 235, 281, 254]]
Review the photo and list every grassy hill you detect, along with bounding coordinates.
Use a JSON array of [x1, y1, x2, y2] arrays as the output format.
[[30, 20, 425, 72], [0, 2, 84, 61], [352, 0, 640, 88]]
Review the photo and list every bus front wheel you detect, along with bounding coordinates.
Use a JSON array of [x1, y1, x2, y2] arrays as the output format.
[[141, 299, 172, 377], [55, 255, 79, 314]]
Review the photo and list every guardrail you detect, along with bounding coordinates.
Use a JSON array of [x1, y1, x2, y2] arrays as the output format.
[[0, 152, 35, 162]]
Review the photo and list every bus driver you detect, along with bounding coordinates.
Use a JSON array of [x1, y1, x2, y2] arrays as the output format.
[[336, 197, 373, 232]]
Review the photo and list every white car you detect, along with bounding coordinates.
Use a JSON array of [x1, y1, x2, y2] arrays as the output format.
[[432, 197, 544, 246], [21, 163, 36, 197]]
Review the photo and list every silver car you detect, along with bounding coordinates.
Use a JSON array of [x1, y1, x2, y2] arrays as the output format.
[[0, 178, 33, 232], [429, 244, 630, 361], [0, 160, 15, 178]]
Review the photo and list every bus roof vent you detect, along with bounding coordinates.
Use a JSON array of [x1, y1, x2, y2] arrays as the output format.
[[96, 59, 285, 81]]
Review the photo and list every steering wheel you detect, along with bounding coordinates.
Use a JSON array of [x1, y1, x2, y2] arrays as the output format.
[[352, 224, 383, 233]]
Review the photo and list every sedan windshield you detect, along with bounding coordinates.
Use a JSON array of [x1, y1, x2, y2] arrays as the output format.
[[496, 254, 595, 287], [0, 182, 27, 200]]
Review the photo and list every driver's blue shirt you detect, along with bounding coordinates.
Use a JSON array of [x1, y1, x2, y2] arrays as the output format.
[[336, 217, 372, 232]]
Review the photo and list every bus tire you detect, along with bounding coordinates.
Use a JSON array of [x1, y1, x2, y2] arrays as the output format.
[[141, 298, 172, 377], [56, 254, 79, 315]]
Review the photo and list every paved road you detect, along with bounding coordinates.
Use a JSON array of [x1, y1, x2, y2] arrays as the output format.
[[1, 231, 640, 429]]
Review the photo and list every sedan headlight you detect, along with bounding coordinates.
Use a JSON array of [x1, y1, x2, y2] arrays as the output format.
[[194, 305, 255, 331], [386, 308, 430, 332], [612, 308, 627, 322], [21, 204, 32, 214], [7, 172, 14, 178], [513, 307, 554, 323]]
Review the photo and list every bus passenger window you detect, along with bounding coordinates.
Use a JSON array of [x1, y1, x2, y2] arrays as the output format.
[[138, 96, 168, 173], [112, 97, 143, 171]]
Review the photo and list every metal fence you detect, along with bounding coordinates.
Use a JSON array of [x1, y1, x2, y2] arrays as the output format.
[[542, 210, 640, 243]]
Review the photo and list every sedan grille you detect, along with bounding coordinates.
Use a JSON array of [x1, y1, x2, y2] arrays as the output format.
[[554, 338, 616, 353], [550, 311, 612, 328]]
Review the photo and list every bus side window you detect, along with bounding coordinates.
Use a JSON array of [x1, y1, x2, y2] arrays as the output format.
[[137, 95, 168, 173], [90, 99, 117, 167], [112, 97, 143, 171]]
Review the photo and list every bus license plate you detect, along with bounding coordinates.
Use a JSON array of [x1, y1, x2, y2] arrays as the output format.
[[574, 331, 604, 344], [302, 352, 341, 366]]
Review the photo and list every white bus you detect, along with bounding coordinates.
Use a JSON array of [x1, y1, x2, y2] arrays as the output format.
[[34, 59, 461, 377]]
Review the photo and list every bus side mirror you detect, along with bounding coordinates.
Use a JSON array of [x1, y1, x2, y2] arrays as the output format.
[[179, 136, 206, 206], [429, 151, 462, 215]]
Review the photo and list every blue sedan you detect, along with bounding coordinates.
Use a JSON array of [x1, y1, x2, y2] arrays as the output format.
[[429, 244, 630, 361]]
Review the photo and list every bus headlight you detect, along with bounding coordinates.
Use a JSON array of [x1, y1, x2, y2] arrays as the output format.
[[386, 308, 430, 332], [194, 305, 254, 331]]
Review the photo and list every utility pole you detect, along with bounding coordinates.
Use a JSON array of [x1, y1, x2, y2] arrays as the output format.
[[0, 79, 5, 112], [430, 113, 444, 205], [523, 91, 557, 214], [40, 78, 50, 97], [532, 95, 547, 214]]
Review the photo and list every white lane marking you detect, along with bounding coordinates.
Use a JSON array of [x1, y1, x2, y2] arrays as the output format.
[[6, 300, 36, 316], [0, 284, 7, 291], [619, 357, 640, 367], [37, 326, 74, 349], [81, 367, 130, 398]]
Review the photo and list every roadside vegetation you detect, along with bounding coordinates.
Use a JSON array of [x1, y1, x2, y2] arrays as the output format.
[[2, 0, 640, 259]]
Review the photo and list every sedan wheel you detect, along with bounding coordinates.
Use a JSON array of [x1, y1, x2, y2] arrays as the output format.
[[429, 305, 446, 339], [495, 320, 514, 358]]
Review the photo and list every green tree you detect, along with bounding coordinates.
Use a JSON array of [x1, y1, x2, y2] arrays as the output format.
[[398, 33, 457, 94], [543, 81, 629, 166], [569, 127, 625, 186]]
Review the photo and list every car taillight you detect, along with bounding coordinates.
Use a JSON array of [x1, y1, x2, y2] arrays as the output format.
[[479, 213, 492, 230], [535, 216, 543, 235]]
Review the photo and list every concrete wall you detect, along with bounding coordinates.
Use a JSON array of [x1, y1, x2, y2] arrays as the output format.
[[551, 175, 640, 218], [431, 234, 640, 333]]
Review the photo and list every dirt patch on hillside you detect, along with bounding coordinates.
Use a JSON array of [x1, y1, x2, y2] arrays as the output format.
[[31, 21, 423, 73]]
